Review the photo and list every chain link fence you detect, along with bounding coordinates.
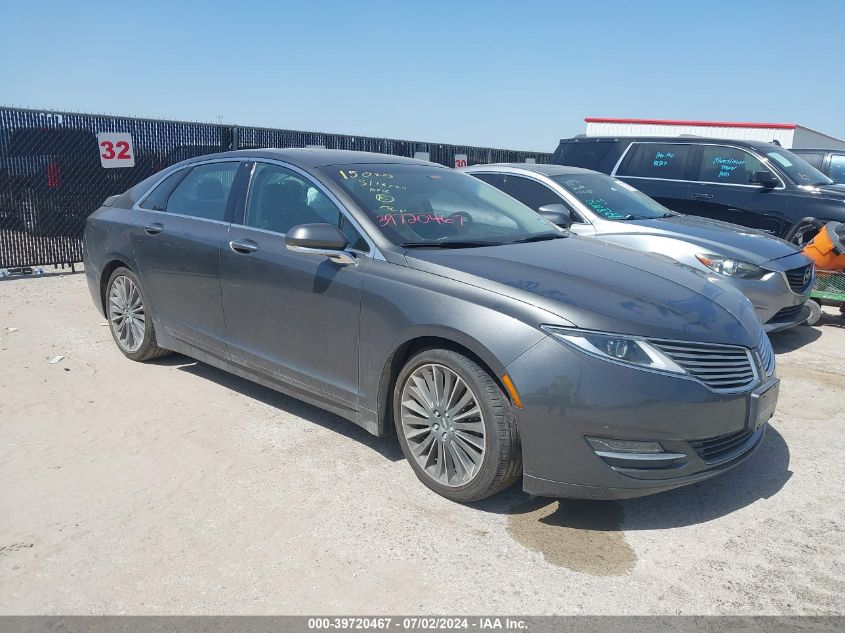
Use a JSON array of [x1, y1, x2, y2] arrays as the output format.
[[0, 107, 551, 269]]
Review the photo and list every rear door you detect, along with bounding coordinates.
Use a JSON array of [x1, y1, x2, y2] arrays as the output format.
[[684, 144, 791, 235], [132, 160, 243, 357], [613, 142, 697, 214]]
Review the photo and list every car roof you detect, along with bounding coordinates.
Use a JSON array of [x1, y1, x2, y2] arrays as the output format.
[[177, 148, 438, 169], [464, 163, 600, 176], [558, 136, 782, 150], [791, 148, 845, 154]]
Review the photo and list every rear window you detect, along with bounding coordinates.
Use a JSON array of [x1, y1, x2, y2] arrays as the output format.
[[554, 141, 616, 170], [165, 162, 239, 221], [617, 143, 694, 180], [140, 169, 189, 211]]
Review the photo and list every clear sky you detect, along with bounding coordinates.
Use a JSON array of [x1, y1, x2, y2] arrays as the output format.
[[1, 0, 843, 152]]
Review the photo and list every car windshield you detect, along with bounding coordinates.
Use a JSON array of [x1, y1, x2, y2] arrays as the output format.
[[551, 173, 673, 221], [765, 150, 832, 186], [322, 163, 563, 247]]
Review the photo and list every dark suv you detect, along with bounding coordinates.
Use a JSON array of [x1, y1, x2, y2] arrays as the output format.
[[553, 136, 845, 242], [789, 148, 845, 185]]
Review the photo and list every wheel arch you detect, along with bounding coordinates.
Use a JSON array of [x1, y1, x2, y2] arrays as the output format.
[[99, 258, 135, 315], [375, 330, 510, 437]]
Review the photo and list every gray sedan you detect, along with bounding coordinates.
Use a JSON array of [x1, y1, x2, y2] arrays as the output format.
[[84, 149, 778, 502], [461, 164, 814, 332]]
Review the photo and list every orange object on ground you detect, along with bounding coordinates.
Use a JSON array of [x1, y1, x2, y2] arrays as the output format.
[[802, 222, 845, 271]]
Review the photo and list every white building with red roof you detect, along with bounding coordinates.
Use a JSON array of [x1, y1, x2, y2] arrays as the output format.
[[584, 117, 845, 150]]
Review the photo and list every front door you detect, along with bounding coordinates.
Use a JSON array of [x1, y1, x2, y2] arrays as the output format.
[[220, 161, 367, 408], [132, 160, 242, 357], [683, 144, 791, 235]]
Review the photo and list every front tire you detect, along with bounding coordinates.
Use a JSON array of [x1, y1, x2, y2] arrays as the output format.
[[105, 267, 170, 362], [393, 348, 521, 502]]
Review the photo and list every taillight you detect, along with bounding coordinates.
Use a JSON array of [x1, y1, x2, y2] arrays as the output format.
[[47, 162, 61, 188]]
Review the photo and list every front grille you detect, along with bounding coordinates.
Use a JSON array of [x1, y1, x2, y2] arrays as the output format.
[[757, 329, 775, 377], [650, 340, 755, 391], [770, 304, 804, 322], [785, 264, 813, 292], [689, 429, 755, 463]]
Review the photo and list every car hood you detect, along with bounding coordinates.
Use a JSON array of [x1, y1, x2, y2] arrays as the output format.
[[403, 237, 762, 347], [800, 182, 845, 202], [598, 215, 801, 265]]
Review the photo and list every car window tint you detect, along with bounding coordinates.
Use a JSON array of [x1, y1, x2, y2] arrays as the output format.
[[793, 152, 825, 170], [502, 175, 562, 210], [617, 143, 693, 180], [556, 141, 616, 169], [340, 215, 369, 252], [502, 175, 585, 223], [696, 146, 768, 185], [829, 155, 845, 183], [165, 162, 239, 220], [140, 169, 188, 211], [245, 163, 341, 234], [469, 173, 501, 187]]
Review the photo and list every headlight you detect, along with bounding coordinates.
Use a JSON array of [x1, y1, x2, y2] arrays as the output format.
[[541, 326, 687, 374], [695, 254, 767, 279]]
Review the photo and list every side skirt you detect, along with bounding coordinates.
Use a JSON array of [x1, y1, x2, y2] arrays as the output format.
[[155, 327, 380, 436]]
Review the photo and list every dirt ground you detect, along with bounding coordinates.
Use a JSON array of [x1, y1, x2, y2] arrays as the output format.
[[0, 271, 843, 615]]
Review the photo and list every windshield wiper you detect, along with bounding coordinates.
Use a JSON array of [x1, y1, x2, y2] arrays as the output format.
[[509, 233, 567, 244], [400, 240, 504, 248]]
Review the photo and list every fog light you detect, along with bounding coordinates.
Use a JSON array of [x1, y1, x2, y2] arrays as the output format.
[[586, 437, 664, 454]]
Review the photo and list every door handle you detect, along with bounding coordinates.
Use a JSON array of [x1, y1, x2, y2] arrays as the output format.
[[689, 193, 715, 200], [229, 239, 260, 254], [144, 223, 164, 235]]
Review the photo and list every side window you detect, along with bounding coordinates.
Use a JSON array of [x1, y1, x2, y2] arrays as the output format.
[[696, 146, 768, 185], [340, 216, 369, 252], [828, 155, 845, 183], [140, 169, 188, 211], [245, 163, 341, 234], [470, 173, 502, 187], [617, 143, 694, 180], [794, 152, 825, 170], [555, 141, 616, 169], [502, 175, 585, 224], [503, 175, 564, 211], [166, 162, 239, 221]]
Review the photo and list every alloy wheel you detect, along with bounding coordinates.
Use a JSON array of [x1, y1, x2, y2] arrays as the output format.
[[400, 363, 486, 487], [108, 275, 145, 353]]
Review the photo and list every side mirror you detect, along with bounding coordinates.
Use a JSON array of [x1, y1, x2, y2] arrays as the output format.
[[538, 204, 573, 229], [284, 223, 354, 265], [749, 170, 778, 188]]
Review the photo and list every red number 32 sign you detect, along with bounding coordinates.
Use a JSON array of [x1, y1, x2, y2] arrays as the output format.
[[97, 132, 135, 168]]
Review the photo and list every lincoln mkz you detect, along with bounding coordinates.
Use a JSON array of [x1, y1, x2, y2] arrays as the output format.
[[84, 150, 778, 502]]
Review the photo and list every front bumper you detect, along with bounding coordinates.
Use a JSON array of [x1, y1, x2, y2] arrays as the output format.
[[506, 336, 777, 500], [724, 252, 813, 330]]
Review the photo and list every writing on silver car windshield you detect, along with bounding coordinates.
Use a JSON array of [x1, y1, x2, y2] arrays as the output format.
[[553, 174, 673, 221], [324, 164, 559, 247]]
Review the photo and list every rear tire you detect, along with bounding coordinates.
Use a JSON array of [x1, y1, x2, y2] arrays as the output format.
[[105, 267, 170, 362], [393, 348, 521, 502]]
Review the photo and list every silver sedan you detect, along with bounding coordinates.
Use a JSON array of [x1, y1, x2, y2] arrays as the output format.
[[461, 164, 813, 332]]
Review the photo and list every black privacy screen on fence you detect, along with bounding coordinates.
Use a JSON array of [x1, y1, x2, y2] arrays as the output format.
[[0, 106, 551, 269]]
